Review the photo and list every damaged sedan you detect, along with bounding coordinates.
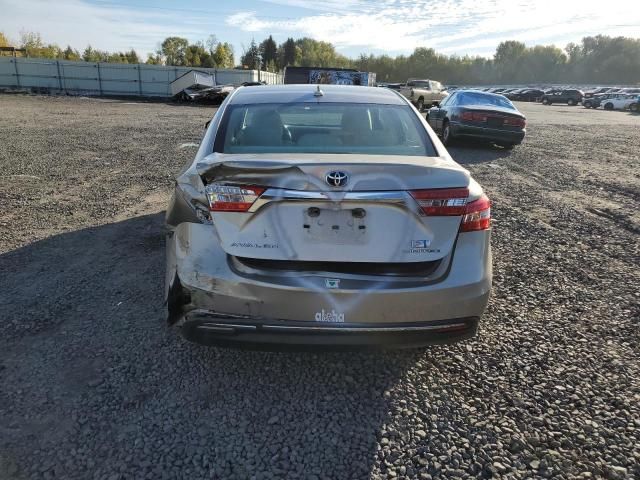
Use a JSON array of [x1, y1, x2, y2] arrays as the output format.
[[165, 84, 492, 348]]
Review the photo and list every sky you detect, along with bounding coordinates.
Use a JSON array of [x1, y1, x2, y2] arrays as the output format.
[[1, 0, 640, 60]]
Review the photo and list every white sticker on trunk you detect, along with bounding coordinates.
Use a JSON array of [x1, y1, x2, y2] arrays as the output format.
[[315, 309, 345, 323]]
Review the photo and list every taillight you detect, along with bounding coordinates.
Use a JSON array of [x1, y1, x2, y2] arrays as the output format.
[[409, 188, 469, 216], [461, 111, 487, 122], [460, 194, 491, 232], [504, 117, 526, 128], [205, 184, 265, 212]]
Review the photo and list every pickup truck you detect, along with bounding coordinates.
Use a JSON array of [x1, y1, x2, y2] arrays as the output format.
[[399, 79, 448, 110]]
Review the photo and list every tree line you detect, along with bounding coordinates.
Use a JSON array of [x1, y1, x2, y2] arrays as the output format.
[[354, 36, 640, 85], [1, 30, 639, 84], [0, 32, 234, 68]]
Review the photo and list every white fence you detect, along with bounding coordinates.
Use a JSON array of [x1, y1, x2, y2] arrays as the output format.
[[0, 57, 283, 97]]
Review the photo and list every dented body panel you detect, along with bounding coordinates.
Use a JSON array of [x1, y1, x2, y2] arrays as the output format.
[[165, 85, 492, 348]]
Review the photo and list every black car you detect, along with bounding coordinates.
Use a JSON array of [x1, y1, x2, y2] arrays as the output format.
[[510, 88, 544, 102], [503, 88, 527, 99], [426, 90, 526, 149], [540, 89, 584, 105]]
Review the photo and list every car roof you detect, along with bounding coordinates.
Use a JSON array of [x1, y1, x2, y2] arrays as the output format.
[[228, 84, 406, 105]]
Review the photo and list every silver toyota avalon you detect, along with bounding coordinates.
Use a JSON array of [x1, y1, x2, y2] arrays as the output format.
[[165, 84, 492, 348]]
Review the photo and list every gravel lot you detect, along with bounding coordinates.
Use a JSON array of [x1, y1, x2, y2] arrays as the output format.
[[1, 95, 638, 480]]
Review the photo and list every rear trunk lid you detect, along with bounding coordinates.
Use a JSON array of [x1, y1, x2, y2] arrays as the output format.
[[198, 153, 471, 264]]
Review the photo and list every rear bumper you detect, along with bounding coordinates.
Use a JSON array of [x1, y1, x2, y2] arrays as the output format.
[[166, 223, 492, 348], [451, 122, 525, 144], [181, 312, 479, 350]]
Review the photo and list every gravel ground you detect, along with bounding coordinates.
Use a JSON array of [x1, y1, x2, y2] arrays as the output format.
[[0, 95, 638, 480]]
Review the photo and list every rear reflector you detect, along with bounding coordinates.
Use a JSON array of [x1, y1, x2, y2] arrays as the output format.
[[409, 188, 469, 216], [206, 184, 265, 212], [460, 194, 491, 232]]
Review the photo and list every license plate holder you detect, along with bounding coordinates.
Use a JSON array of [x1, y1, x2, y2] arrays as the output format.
[[487, 117, 504, 128], [303, 208, 367, 244]]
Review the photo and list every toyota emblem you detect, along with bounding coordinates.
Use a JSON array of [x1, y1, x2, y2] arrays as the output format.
[[325, 171, 349, 187]]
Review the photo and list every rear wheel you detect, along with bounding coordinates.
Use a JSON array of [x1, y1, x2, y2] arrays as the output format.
[[442, 120, 453, 146], [604, 102, 614, 110], [416, 97, 424, 111], [583, 101, 592, 108], [630, 103, 639, 112], [568, 99, 576, 106], [542, 98, 550, 105]]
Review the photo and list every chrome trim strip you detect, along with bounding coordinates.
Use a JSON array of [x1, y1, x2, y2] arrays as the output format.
[[197, 323, 258, 331], [249, 189, 409, 212], [259, 323, 467, 333]]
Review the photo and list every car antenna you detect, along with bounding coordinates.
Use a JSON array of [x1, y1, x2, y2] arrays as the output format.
[[314, 85, 324, 97]]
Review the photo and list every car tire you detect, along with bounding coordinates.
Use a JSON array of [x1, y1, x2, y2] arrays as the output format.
[[542, 98, 550, 105], [584, 101, 592, 108], [604, 102, 614, 110], [568, 99, 576, 106], [416, 98, 424, 111], [442, 120, 453, 146], [630, 103, 639, 112]]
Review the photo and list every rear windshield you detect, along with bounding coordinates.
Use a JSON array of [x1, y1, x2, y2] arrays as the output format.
[[456, 92, 515, 109], [215, 102, 436, 156]]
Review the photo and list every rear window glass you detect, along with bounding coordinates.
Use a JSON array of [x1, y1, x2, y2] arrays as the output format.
[[216, 102, 436, 156], [456, 92, 515, 109]]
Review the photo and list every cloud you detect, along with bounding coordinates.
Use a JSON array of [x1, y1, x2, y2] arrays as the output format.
[[230, 0, 640, 56], [2, 0, 638, 60]]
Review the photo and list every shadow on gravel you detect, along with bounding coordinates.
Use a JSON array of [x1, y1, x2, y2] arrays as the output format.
[[0, 213, 423, 479], [447, 141, 514, 165]]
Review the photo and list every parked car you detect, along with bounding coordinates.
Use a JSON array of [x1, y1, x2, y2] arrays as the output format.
[[426, 89, 525, 149], [601, 93, 637, 110], [165, 84, 492, 348], [513, 89, 545, 102], [584, 87, 614, 99], [620, 88, 640, 95], [399, 79, 449, 110], [541, 89, 584, 105], [583, 93, 618, 109], [505, 88, 537, 101], [379, 82, 402, 91], [503, 88, 526, 99]]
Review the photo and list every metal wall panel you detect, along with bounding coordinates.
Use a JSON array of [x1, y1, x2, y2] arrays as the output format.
[[0, 57, 283, 97]]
